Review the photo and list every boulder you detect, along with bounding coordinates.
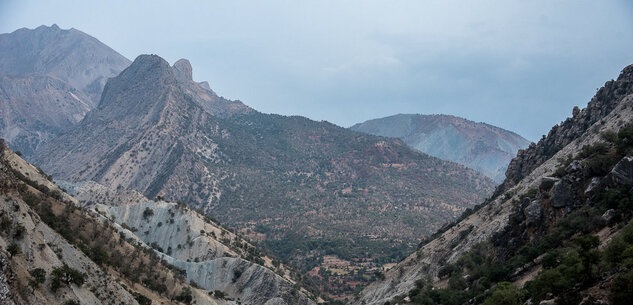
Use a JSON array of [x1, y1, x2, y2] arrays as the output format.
[[550, 181, 572, 208], [540, 177, 560, 192], [524, 200, 543, 225], [607, 156, 633, 186]]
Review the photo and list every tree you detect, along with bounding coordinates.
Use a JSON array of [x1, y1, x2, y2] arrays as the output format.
[[483, 282, 521, 305]]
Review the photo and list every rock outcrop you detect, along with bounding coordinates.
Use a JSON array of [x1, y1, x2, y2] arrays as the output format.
[[497, 64, 633, 195]]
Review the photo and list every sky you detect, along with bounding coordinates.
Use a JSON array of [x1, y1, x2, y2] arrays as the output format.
[[2, 1, 633, 141]]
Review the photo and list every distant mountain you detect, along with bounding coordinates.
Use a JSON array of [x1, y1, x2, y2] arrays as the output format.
[[32, 54, 495, 300], [0, 25, 130, 155], [350, 114, 530, 182], [354, 63, 633, 304]]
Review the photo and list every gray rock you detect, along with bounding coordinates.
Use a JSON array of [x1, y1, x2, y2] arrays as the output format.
[[550, 181, 572, 208], [602, 209, 617, 222], [173, 58, 193, 81], [607, 156, 633, 186], [524, 200, 542, 225], [540, 177, 560, 192], [585, 177, 602, 195], [567, 160, 583, 172]]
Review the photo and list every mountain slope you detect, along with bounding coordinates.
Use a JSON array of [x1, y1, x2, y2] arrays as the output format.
[[0, 140, 225, 305], [1, 139, 315, 305], [351, 114, 530, 182], [31, 54, 495, 300], [0, 24, 130, 105], [354, 63, 633, 305], [0, 25, 130, 156]]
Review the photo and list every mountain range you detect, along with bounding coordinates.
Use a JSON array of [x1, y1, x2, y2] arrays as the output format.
[[0, 24, 130, 156], [30, 52, 495, 299], [351, 114, 530, 182], [5, 24, 632, 305]]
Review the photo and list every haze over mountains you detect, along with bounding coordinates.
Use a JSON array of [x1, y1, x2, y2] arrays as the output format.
[[351, 114, 530, 182], [0, 24, 130, 156], [5, 23, 633, 305]]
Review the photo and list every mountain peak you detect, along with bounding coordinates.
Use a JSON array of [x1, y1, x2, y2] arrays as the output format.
[[173, 58, 193, 81]]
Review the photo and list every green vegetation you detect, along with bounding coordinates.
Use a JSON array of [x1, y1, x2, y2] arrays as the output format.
[[393, 123, 633, 304], [50, 264, 85, 291]]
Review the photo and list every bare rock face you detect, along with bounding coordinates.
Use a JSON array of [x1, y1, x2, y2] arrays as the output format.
[[351, 114, 530, 182], [173, 58, 193, 81], [497, 63, 633, 195], [607, 156, 633, 186]]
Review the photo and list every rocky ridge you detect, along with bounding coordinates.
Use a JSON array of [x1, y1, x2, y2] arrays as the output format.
[[354, 63, 633, 305], [351, 114, 530, 182], [498, 65, 633, 195]]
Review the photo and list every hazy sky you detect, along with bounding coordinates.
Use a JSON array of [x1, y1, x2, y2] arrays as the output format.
[[2, 1, 633, 141]]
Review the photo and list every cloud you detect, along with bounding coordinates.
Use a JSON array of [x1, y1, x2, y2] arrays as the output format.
[[2, 1, 633, 140]]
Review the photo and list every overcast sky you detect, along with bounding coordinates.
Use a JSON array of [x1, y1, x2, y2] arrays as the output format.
[[2, 1, 633, 141]]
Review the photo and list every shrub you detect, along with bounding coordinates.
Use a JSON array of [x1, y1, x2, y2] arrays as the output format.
[[482, 282, 522, 305], [51, 264, 85, 291], [611, 269, 633, 305], [175, 287, 193, 304], [30, 268, 46, 284], [7, 242, 20, 256], [213, 290, 225, 299], [142, 207, 154, 220]]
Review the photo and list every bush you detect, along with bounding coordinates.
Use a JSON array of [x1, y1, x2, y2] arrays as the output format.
[[51, 264, 85, 291], [175, 287, 193, 304], [7, 242, 20, 256], [483, 282, 522, 305], [213, 290, 225, 299], [134, 293, 152, 305], [142, 207, 154, 220], [30, 268, 46, 284], [611, 269, 633, 305]]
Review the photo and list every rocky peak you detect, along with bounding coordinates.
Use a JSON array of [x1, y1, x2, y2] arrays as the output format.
[[93, 54, 176, 121], [497, 63, 633, 196], [173, 58, 193, 81]]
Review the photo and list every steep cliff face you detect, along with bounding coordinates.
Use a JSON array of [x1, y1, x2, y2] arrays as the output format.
[[498, 65, 633, 195], [354, 63, 633, 305], [32, 53, 495, 294], [0, 25, 130, 156], [351, 114, 530, 182]]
